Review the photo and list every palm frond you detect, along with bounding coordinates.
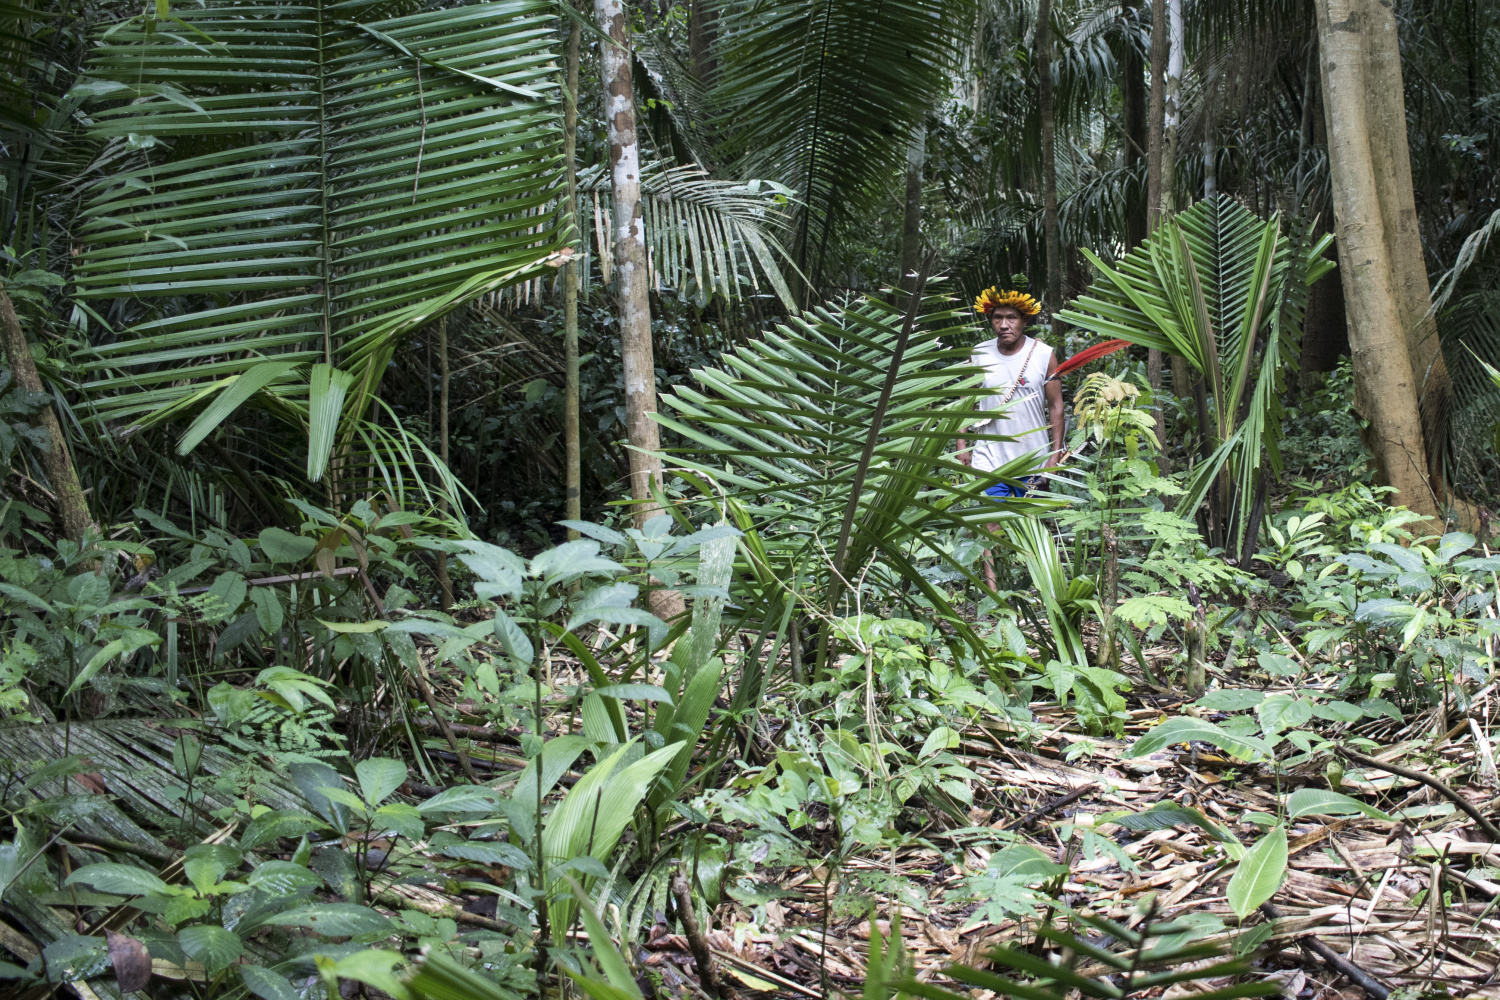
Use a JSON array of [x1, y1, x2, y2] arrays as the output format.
[[655, 282, 1055, 662], [577, 159, 798, 310], [709, 0, 978, 289], [1059, 195, 1334, 543], [70, 0, 567, 481]]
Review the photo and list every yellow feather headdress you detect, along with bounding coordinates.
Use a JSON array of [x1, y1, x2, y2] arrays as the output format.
[[974, 286, 1041, 317]]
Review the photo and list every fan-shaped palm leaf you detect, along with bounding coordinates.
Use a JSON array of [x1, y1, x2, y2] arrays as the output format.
[[69, 0, 567, 483]]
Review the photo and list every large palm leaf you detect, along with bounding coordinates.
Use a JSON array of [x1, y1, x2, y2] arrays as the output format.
[[69, 0, 566, 483], [1059, 195, 1335, 543], [708, 0, 978, 291], [575, 159, 798, 310], [655, 284, 1054, 662]]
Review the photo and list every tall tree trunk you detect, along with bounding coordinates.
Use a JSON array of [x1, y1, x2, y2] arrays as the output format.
[[1036, 0, 1062, 335], [1146, 0, 1169, 473], [1146, 0, 1167, 228], [0, 288, 91, 543], [1314, 0, 1441, 523], [1160, 0, 1183, 214], [688, 0, 716, 84], [1123, 1, 1148, 250], [898, 124, 926, 295], [1358, 0, 1463, 514], [596, 0, 665, 524], [563, 7, 582, 540]]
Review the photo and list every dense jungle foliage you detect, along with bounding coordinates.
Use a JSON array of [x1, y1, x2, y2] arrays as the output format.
[[0, 1, 1497, 999]]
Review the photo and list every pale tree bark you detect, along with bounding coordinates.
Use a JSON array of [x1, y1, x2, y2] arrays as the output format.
[[0, 288, 92, 543], [1157, 0, 1194, 476], [1160, 0, 1183, 214], [563, 6, 582, 539], [595, 0, 664, 523], [597, 0, 684, 619], [1314, 0, 1441, 523], [1036, 0, 1062, 336], [1122, 0, 1148, 251], [898, 124, 926, 296], [1146, 0, 1169, 473]]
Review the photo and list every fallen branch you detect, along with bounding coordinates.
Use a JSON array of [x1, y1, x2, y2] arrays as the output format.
[[1259, 903, 1388, 999], [1002, 782, 1097, 831], [1338, 746, 1500, 842], [672, 871, 736, 1000]]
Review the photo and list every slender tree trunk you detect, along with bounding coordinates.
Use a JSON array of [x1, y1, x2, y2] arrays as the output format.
[[1160, 0, 1183, 214], [1314, 0, 1440, 523], [1123, 72, 1148, 247], [1201, 63, 1217, 199], [1146, 0, 1167, 228], [596, 0, 665, 524], [0, 288, 91, 543], [1123, 0, 1148, 250], [434, 317, 455, 608], [1036, 0, 1062, 335], [563, 8, 582, 540], [1146, 0, 1170, 473], [898, 124, 926, 296]]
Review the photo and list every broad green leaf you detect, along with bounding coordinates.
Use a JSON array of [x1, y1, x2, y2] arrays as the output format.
[[355, 758, 407, 808], [417, 785, 499, 816], [67, 863, 168, 896], [258, 527, 315, 564], [246, 860, 323, 895], [240, 810, 328, 849], [373, 803, 425, 841], [1126, 716, 1272, 762], [178, 924, 243, 973], [314, 949, 410, 1000], [267, 903, 394, 937], [442, 842, 533, 871], [1285, 788, 1393, 822], [593, 683, 674, 706], [241, 966, 300, 1000], [1193, 689, 1265, 711], [1227, 824, 1287, 919]]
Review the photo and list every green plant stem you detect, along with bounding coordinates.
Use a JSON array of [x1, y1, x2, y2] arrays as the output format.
[[533, 604, 549, 993]]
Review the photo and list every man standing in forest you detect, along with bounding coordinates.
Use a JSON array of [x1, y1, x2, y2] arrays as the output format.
[[956, 286, 1066, 586]]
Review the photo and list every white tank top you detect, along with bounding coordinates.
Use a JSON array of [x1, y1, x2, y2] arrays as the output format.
[[970, 337, 1054, 473]]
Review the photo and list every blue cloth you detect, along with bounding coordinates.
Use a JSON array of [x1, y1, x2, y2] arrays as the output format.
[[983, 481, 1029, 501]]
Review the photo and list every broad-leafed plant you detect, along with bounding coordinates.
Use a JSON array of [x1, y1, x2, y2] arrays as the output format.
[[1059, 195, 1336, 553]]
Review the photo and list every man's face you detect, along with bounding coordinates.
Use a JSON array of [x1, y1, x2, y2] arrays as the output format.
[[989, 306, 1026, 349]]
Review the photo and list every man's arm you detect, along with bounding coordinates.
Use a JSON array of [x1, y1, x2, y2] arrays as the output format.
[[955, 437, 971, 467], [1043, 353, 1065, 466]]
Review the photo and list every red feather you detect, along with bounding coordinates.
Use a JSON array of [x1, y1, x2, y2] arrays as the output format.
[[1051, 339, 1131, 377]]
